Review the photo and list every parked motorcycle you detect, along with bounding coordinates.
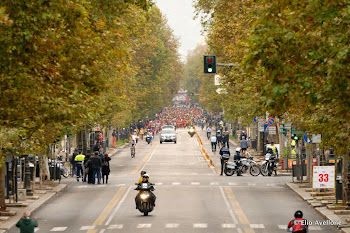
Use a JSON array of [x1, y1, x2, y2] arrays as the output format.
[[135, 182, 156, 216], [261, 153, 278, 176], [239, 156, 261, 176]]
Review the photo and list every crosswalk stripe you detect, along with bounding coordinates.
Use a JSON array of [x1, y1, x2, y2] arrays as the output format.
[[172, 182, 181, 185], [79, 226, 95, 230], [248, 183, 256, 186], [250, 224, 264, 228], [266, 183, 276, 186], [210, 182, 219, 185], [108, 225, 123, 229], [50, 227, 68, 231], [191, 182, 200, 185], [228, 183, 238, 186], [165, 223, 179, 228], [155, 183, 163, 185], [278, 225, 287, 229], [193, 223, 207, 228], [222, 224, 236, 228], [137, 224, 152, 228]]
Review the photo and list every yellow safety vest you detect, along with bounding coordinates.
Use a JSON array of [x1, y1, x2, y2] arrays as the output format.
[[270, 145, 278, 155], [74, 154, 85, 162]]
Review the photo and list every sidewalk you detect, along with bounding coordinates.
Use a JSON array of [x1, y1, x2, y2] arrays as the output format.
[[286, 182, 350, 232], [0, 143, 129, 233]]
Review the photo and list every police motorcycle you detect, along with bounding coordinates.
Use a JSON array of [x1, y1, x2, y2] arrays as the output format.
[[134, 181, 156, 216], [261, 148, 278, 176], [145, 132, 152, 144], [239, 155, 261, 176], [222, 149, 244, 176]]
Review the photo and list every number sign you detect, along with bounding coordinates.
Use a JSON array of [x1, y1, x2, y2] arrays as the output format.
[[312, 166, 335, 189]]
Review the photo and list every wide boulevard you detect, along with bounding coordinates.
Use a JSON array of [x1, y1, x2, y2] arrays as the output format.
[[9, 129, 338, 233]]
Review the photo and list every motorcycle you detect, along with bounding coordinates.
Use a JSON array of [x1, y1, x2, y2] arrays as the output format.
[[188, 128, 196, 137], [219, 154, 242, 176], [145, 135, 151, 144], [207, 131, 211, 140], [239, 156, 261, 176], [261, 153, 278, 176], [135, 182, 156, 216]]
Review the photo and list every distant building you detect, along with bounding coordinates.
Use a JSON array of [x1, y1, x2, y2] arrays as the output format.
[[173, 90, 188, 105]]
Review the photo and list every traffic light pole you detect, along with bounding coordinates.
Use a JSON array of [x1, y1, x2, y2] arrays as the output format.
[[217, 63, 239, 68]]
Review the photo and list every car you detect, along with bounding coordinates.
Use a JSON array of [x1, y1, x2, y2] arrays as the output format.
[[160, 128, 177, 144], [161, 125, 175, 130]]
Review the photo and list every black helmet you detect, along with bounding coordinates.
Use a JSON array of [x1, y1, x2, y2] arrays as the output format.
[[294, 210, 303, 218], [141, 171, 147, 175]]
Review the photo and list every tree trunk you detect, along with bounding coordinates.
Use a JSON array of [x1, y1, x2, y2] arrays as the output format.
[[0, 162, 6, 211], [342, 154, 348, 205], [39, 154, 50, 187]]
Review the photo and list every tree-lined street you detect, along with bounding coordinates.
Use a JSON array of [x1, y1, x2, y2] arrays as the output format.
[[8, 130, 338, 233]]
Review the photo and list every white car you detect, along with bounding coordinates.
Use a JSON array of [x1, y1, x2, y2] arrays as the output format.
[[160, 128, 177, 144]]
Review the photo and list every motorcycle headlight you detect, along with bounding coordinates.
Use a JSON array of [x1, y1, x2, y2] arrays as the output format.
[[140, 194, 149, 199]]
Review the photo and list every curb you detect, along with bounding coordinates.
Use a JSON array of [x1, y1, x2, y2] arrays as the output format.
[[108, 143, 129, 158], [197, 134, 216, 170], [286, 182, 349, 232], [1, 184, 68, 232]]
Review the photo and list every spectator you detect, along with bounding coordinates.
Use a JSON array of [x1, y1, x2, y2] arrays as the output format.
[[91, 152, 102, 184], [16, 211, 38, 233], [102, 153, 111, 184]]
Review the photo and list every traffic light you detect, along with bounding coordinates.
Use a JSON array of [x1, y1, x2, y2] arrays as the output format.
[[204, 55, 216, 73]]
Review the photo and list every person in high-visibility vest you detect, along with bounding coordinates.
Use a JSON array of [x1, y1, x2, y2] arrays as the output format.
[[74, 151, 85, 182], [270, 142, 279, 157]]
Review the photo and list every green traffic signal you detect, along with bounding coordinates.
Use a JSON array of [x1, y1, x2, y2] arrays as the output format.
[[204, 55, 216, 73]]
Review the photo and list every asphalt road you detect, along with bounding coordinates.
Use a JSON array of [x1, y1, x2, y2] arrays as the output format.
[[9, 129, 340, 233]]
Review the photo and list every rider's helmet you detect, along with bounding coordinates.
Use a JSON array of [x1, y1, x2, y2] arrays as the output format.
[[236, 147, 241, 152], [142, 174, 149, 180], [267, 147, 273, 153], [141, 171, 147, 176], [294, 210, 303, 218]]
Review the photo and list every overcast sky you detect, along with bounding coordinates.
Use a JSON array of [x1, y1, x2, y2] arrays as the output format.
[[155, 0, 204, 61]]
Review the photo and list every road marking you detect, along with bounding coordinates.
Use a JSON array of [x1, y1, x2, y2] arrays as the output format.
[[107, 225, 123, 229], [87, 187, 127, 233], [131, 143, 159, 175], [165, 223, 179, 228], [80, 226, 95, 230], [155, 182, 163, 185], [50, 227, 67, 231], [191, 182, 200, 185], [278, 225, 287, 229], [98, 230, 105, 233], [244, 228, 255, 233], [114, 184, 126, 186], [78, 185, 88, 188], [266, 183, 276, 186], [222, 223, 236, 228], [250, 224, 264, 228], [248, 183, 256, 187], [219, 187, 239, 224], [137, 224, 152, 228], [35, 229, 39, 232], [210, 182, 219, 185], [172, 182, 181, 185], [309, 226, 322, 230], [224, 187, 252, 226], [105, 186, 132, 225], [190, 173, 198, 175], [229, 183, 238, 186], [193, 223, 207, 228]]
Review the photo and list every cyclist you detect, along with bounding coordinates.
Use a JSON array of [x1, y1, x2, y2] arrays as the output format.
[[130, 138, 136, 157]]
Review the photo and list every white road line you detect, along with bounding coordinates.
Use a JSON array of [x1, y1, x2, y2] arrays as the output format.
[[248, 183, 256, 186], [155, 182, 163, 185], [137, 224, 152, 228], [79, 226, 95, 230], [250, 224, 265, 228], [35, 229, 39, 232], [172, 182, 181, 185], [50, 227, 67, 231], [266, 183, 276, 186], [219, 186, 239, 224], [222, 223, 236, 228], [107, 225, 123, 229], [309, 226, 322, 230], [99, 229, 105, 233], [228, 183, 238, 186], [210, 182, 219, 185], [139, 143, 160, 173], [165, 223, 179, 228], [278, 225, 287, 229], [191, 182, 200, 185], [193, 223, 207, 228], [114, 184, 126, 186], [77, 186, 88, 188], [190, 173, 198, 175], [105, 186, 132, 225], [97, 185, 106, 187]]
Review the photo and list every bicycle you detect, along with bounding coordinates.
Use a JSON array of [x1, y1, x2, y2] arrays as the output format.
[[131, 146, 136, 158]]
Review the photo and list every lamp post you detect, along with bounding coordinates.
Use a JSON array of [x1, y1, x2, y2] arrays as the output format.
[[23, 155, 33, 196]]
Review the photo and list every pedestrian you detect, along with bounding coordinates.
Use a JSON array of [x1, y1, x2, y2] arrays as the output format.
[[216, 131, 223, 145], [83, 154, 91, 183], [71, 149, 78, 177], [91, 151, 102, 184], [239, 136, 249, 156], [224, 131, 230, 148], [102, 153, 111, 184], [74, 151, 85, 182], [16, 211, 38, 233], [219, 142, 230, 176], [112, 130, 117, 147], [93, 142, 100, 152], [210, 134, 217, 152]]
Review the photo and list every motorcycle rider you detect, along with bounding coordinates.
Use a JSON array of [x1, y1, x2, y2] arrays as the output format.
[[135, 174, 156, 208], [219, 142, 230, 176], [286, 210, 308, 232], [138, 171, 151, 184], [266, 147, 278, 176], [234, 147, 246, 176]]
